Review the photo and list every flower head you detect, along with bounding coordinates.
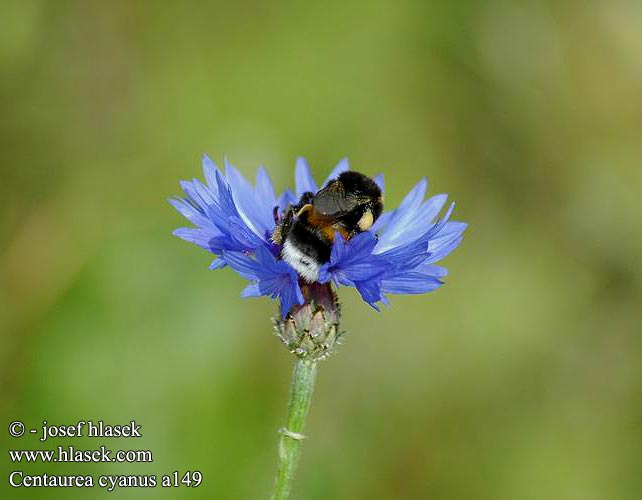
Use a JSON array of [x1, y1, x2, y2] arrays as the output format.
[[171, 156, 466, 318]]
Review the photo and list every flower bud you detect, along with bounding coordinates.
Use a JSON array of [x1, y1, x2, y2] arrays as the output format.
[[273, 283, 343, 360]]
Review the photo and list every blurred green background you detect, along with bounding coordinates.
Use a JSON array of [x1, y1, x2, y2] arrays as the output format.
[[2, 0, 641, 498]]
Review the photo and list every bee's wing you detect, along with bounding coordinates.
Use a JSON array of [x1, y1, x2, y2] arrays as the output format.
[[312, 181, 360, 216]]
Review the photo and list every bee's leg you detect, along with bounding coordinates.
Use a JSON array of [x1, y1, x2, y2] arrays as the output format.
[[272, 206, 294, 244]]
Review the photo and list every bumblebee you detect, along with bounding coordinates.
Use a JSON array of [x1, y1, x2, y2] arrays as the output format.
[[272, 171, 383, 282]]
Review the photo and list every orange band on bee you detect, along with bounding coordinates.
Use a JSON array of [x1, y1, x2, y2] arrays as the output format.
[[297, 204, 349, 242]]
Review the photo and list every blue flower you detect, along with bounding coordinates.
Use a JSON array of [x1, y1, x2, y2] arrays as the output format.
[[171, 156, 466, 317]]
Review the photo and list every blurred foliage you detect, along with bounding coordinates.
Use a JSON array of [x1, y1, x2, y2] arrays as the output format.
[[1, 0, 642, 498]]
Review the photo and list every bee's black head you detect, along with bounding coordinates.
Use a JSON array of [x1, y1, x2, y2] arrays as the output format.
[[335, 171, 384, 232], [336, 171, 381, 200]]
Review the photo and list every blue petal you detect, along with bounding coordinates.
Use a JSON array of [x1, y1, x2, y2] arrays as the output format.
[[178, 180, 219, 226], [422, 193, 449, 223], [373, 178, 428, 252], [385, 201, 455, 261], [177, 179, 220, 231], [355, 279, 383, 307], [220, 250, 261, 281], [257, 275, 288, 298], [173, 161, 274, 255], [169, 197, 210, 228], [295, 157, 318, 198], [319, 232, 387, 286], [191, 178, 218, 207], [278, 278, 305, 318], [277, 188, 297, 211], [225, 160, 272, 238], [378, 238, 430, 270], [222, 247, 304, 317], [381, 274, 443, 294], [397, 177, 428, 213], [173, 227, 220, 251], [426, 222, 467, 263], [373, 173, 385, 192], [253, 245, 295, 276], [329, 232, 347, 264], [202, 154, 220, 191], [209, 257, 226, 270], [227, 216, 264, 249], [179, 180, 200, 205], [375, 188, 447, 253], [428, 221, 467, 252], [375, 202, 455, 267], [373, 200, 460, 294], [254, 166, 278, 230], [414, 261, 448, 277], [371, 210, 393, 233], [241, 282, 261, 297], [213, 170, 238, 220], [256, 167, 276, 207], [210, 170, 263, 250], [424, 202, 456, 241]]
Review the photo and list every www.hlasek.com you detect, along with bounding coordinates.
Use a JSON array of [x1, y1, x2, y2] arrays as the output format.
[[7, 419, 202, 492]]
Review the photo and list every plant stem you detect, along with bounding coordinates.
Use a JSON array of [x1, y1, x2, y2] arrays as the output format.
[[272, 358, 318, 500]]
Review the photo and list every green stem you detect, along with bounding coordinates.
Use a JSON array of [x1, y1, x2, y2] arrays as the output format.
[[272, 358, 318, 500]]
